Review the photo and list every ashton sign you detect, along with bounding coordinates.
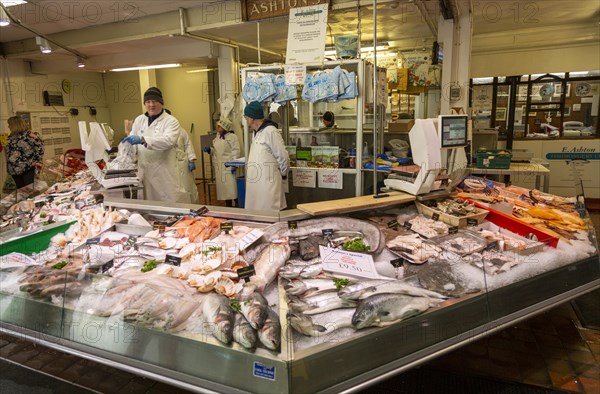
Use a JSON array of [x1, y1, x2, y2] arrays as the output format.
[[241, 0, 329, 21]]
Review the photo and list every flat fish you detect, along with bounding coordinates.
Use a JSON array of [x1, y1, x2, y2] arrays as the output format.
[[352, 293, 431, 329], [298, 235, 326, 260], [414, 259, 479, 297]]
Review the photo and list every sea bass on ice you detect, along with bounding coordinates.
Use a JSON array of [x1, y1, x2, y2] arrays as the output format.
[[249, 240, 291, 291], [352, 293, 431, 329], [238, 291, 268, 329], [202, 293, 235, 344], [233, 313, 258, 350]]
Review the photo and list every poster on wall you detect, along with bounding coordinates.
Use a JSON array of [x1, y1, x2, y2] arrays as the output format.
[[402, 51, 441, 87], [285, 4, 328, 65]]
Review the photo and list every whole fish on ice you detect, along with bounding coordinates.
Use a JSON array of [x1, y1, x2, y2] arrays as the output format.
[[352, 293, 431, 329]]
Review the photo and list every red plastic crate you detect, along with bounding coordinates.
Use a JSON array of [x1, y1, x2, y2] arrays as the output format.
[[457, 198, 559, 248]]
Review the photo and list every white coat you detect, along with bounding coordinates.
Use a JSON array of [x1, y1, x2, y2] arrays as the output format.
[[130, 111, 188, 203], [176, 128, 199, 204], [212, 131, 241, 201], [245, 121, 289, 211]]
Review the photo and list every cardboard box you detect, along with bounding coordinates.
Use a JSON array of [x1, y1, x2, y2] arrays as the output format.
[[387, 120, 415, 133]]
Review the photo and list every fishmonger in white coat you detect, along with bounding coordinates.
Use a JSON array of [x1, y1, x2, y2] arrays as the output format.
[[176, 127, 199, 204], [122, 87, 188, 203], [243, 101, 289, 211], [205, 118, 241, 207]]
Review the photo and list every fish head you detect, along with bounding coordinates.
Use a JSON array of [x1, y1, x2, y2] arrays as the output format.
[[211, 309, 234, 344], [259, 321, 281, 351], [351, 301, 378, 329]]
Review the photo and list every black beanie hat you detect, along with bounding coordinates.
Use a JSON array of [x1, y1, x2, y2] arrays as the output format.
[[144, 87, 164, 104]]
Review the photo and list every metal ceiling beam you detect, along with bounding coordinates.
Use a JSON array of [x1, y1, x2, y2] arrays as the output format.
[[414, 0, 437, 37]]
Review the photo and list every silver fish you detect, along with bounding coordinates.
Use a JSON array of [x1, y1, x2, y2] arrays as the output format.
[[288, 308, 355, 337], [249, 241, 291, 291], [260, 217, 385, 254], [288, 293, 356, 315], [339, 279, 447, 301], [279, 262, 323, 280], [352, 293, 431, 329], [202, 293, 234, 344], [239, 292, 268, 329], [284, 278, 339, 296], [258, 308, 281, 351], [233, 313, 258, 350]]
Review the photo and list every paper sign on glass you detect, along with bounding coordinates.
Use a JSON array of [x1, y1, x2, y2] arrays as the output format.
[[319, 246, 380, 279]]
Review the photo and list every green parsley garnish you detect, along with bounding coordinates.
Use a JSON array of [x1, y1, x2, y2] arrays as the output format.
[[333, 278, 351, 289], [141, 260, 158, 273], [39, 213, 47, 218], [342, 238, 370, 252], [52, 261, 68, 269], [230, 300, 241, 312]]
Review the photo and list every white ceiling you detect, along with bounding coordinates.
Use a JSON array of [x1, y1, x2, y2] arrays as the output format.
[[0, 0, 598, 72]]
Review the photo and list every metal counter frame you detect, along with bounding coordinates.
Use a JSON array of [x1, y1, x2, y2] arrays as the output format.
[[1, 203, 598, 393], [469, 162, 550, 192]]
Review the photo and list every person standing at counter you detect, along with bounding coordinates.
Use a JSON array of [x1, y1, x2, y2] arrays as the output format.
[[122, 87, 188, 203], [177, 127, 199, 204], [204, 118, 240, 207], [243, 101, 289, 211], [5, 116, 44, 189], [321, 111, 337, 129]]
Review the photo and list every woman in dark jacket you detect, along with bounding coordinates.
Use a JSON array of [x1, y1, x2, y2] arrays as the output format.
[[6, 116, 44, 189]]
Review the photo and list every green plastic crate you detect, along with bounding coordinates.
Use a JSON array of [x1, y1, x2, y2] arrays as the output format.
[[0, 220, 77, 256], [475, 149, 512, 169]]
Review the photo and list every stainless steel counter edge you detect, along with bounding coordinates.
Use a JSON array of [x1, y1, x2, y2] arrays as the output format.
[[103, 198, 313, 223]]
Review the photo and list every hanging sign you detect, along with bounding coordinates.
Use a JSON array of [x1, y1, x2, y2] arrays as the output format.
[[285, 3, 329, 65], [292, 169, 316, 188], [241, 0, 329, 22], [318, 170, 343, 189], [285, 65, 306, 85]]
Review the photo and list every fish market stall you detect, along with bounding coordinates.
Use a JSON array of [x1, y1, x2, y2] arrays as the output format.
[[0, 180, 599, 393]]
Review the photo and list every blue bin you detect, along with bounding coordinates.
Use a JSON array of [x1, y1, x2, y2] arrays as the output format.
[[236, 176, 246, 208]]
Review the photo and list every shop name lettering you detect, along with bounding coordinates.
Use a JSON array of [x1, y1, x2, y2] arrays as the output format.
[[561, 147, 596, 153], [247, 0, 327, 17]]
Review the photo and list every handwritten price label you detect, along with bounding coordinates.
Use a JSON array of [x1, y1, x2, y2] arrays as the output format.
[[319, 246, 380, 279]]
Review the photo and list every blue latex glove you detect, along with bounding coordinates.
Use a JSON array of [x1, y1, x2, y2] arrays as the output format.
[[203, 146, 211, 153], [122, 135, 143, 145], [230, 166, 236, 174], [188, 161, 196, 172]]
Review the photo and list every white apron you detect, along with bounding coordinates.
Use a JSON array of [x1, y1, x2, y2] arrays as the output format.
[[131, 112, 188, 203], [245, 125, 288, 211], [176, 129, 199, 204], [212, 133, 240, 201]]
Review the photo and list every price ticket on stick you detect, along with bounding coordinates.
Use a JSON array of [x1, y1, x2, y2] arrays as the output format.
[[319, 246, 380, 279]]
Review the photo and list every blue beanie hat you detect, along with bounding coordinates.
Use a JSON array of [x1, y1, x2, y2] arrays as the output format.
[[244, 101, 264, 119]]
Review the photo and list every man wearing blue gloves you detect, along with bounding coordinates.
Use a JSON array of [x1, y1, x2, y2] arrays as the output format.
[[123, 87, 189, 202], [207, 118, 240, 207]]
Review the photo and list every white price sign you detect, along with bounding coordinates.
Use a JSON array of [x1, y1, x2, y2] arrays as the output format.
[[237, 228, 265, 251], [319, 246, 380, 279]]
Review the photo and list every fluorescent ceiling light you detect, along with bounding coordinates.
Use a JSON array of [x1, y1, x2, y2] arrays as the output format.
[[110, 63, 181, 72], [0, 7, 9, 26], [0, 1, 27, 6], [35, 36, 51, 54], [324, 45, 388, 56], [186, 68, 217, 73]]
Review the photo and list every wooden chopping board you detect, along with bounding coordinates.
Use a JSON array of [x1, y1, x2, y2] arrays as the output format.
[[296, 191, 415, 216]]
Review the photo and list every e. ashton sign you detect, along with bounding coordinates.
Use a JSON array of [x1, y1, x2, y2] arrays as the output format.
[[241, 0, 329, 21]]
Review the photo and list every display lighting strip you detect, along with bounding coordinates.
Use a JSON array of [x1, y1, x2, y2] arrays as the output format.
[[36, 36, 51, 53], [110, 63, 181, 72], [324, 45, 388, 56], [186, 68, 218, 73]]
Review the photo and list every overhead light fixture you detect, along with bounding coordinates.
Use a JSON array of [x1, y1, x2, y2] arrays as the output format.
[[35, 36, 51, 54], [110, 63, 181, 72], [0, 7, 10, 27], [0, 1, 28, 6], [76, 56, 85, 68], [186, 68, 217, 74], [324, 44, 388, 56]]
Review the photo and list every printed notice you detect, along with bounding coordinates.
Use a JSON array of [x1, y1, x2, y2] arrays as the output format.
[[293, 169, 317, 188], [285, 65, 306, 85], [285, 4, 328, 64], [237, 228, 265, 251], [318, 170, 343, 189], [319, 246, 380, 279]]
